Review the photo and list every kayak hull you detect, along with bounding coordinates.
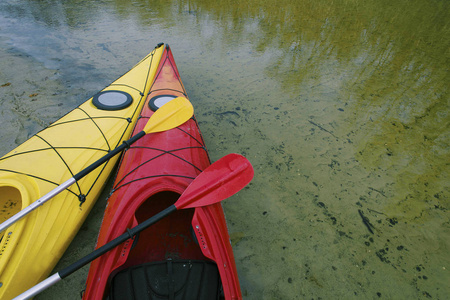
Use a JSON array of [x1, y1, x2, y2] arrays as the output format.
[[84, 45, 242, 299], [0, 44, 164, 299]]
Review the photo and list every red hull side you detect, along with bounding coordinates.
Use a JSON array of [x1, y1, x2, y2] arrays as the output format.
[[83, 45, 241, 299]]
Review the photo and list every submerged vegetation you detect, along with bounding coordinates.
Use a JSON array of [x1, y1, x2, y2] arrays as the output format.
[[0, 0, 448, 298]]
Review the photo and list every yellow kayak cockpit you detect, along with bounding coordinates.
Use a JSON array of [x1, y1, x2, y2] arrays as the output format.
[[0, 186, 21, 226]]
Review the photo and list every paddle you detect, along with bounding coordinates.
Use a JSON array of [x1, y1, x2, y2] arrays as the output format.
[[13, 153, 254, 300], [0, 96, 194, 233]]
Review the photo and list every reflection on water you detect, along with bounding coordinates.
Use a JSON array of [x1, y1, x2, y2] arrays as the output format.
[[188, 0, 449, 222], [0, 0, 448, 299]]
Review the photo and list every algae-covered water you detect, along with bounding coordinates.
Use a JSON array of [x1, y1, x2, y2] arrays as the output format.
[[0, 0, 448, 299]]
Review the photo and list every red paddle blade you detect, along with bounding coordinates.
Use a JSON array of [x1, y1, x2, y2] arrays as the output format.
[[175, 153, 254, 209]]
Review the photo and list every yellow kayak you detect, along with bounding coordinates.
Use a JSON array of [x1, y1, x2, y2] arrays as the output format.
[[0, 43, 164, 299]]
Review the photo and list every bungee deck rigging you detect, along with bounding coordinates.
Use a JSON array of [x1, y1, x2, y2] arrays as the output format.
[[0, 111, 132, 203], [111, 118, 209, 194], [0, 51, 160, 204]]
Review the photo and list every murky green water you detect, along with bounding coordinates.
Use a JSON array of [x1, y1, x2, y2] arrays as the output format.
[[0, 0, 448, 299]]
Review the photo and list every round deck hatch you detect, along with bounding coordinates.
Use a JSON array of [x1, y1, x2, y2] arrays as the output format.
[[93, 90, 133, 110], [149, 95, 177, 111]]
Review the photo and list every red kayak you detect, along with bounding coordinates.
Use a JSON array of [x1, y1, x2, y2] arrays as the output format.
[[83, 44, 242, 300]]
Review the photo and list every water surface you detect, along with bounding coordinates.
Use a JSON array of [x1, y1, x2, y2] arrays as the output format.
[[0, 0, 448, 299]]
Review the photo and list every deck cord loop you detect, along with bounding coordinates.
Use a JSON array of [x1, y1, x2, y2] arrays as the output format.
[[126, 228, 134, 240], [78, 194, 86, 206], [122, 140, 132, 149]]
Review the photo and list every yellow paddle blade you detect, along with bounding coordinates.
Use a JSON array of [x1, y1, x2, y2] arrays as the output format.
[[143, 97, 194, 133]]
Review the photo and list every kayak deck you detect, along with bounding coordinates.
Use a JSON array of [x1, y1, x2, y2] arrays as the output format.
[[84, 44, 242, 299], [0, 44, 165, 299]]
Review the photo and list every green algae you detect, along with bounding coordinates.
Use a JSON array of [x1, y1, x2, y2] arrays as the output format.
[[0, 0, 448, 299]]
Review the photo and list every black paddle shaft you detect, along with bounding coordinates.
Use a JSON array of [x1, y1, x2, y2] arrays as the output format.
[[74, 131, 146, 181], [59, 204, 177, 279]]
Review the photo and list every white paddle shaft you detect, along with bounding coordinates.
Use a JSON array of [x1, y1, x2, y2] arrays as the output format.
[[0, 177, 76, 232], [12, 273, 61, 300]]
